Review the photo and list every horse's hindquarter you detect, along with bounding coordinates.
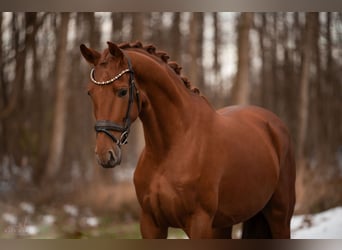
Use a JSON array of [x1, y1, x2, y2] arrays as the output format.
[[213, 106, 290, 225]]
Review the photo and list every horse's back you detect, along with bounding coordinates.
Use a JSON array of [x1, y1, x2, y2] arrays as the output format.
[[217, 105, 286, 130]]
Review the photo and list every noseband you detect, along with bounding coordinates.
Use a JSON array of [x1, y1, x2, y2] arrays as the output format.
[[90, 54, 140, 146]]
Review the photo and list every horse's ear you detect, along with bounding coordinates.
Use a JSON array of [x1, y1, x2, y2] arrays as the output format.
[[80, 44, 101, 66], [107, 41, 123, 59]]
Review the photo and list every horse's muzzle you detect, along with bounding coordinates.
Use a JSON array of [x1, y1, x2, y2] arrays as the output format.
[[96, 146, 122, 168]]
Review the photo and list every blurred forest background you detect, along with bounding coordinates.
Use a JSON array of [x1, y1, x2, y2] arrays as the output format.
[[0, 12, 342, 237]]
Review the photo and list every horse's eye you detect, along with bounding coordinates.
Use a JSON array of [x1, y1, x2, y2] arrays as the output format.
[[117, 89, 128, 97]]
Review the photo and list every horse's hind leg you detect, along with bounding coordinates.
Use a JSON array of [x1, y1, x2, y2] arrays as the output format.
[[261, 192, 293, 238], [261, 149, 296, 239], [242, 212, 272, 238], [243, 145, 296, 239]]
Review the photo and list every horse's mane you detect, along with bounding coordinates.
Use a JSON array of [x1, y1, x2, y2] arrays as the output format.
[[118, 41, 201, 96]]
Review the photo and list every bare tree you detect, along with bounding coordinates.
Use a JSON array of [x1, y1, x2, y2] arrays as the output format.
[[213, 13, 221, 83], [188, 12, 204, 89], [297, 13, 317, 161], [0, 13, 26, 120], [231, 12, 254, 105], [111, 13, 124, 42], [44, 13, 70, 181], [0, 13, 3, 109], [170, 13, 181, 63], [84, 13, 100, 48], [0, 12, 6, 154], [131, 13, 145, 41]]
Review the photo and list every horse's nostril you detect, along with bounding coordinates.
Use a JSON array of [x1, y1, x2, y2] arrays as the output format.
[[96, 148, 121, 168], [108, 150, 115, 162]]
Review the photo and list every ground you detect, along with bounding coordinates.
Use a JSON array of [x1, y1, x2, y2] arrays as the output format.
[[0, 201, 341, 239]]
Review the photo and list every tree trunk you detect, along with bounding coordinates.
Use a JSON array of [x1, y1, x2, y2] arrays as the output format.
[[0, 13, 3, 108], [213, 13, 221, 84], [297, 13, 316, 161], [111, 13, 124, 42], [295, 13, 317, 212], [84, 13, 100, 48], [282, 13, 297, 135], [44, 13, 70, 182], [0, 13, 28, 158], [0, 12, 6, 154], [231, 12, 254, 105], [131, 13, 145, 41], [170, 13, 181, 64], [311, 13, 322, 160], [270, 13, 278, 113], [257, 13, 268, 108], [189, 12, 204, 89], [0, 13, 26, 120]]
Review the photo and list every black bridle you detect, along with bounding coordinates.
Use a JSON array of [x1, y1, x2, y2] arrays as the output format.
[[91, 54, 140, 146]]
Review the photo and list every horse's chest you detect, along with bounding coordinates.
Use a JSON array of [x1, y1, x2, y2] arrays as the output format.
[[141, 175, 195, 227]]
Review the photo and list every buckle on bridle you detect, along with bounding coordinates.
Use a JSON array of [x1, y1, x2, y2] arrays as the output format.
[[119, 130, 129, 145]]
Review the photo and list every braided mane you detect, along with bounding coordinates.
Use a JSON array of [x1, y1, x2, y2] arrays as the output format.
[[118, 41, 201, 95]]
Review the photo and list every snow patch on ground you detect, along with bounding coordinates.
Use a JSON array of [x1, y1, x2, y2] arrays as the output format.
[[291, 207, 342, 239]]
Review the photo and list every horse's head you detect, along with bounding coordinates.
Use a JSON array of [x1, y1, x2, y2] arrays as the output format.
[[80, 42, 141, 168]]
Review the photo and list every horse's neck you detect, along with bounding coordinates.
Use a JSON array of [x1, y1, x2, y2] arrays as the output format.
[[129, 51, 207, 154]]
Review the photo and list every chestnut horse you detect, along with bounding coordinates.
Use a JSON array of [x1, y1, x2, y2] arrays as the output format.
[[80, 41, 296, 239]]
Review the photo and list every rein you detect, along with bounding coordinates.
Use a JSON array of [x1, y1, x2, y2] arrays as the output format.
[[91, 54, 140, 146]]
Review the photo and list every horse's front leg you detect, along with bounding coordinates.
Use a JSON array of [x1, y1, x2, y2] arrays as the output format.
[[140, 210, 168, 239], [186, 209, 230, 239]]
